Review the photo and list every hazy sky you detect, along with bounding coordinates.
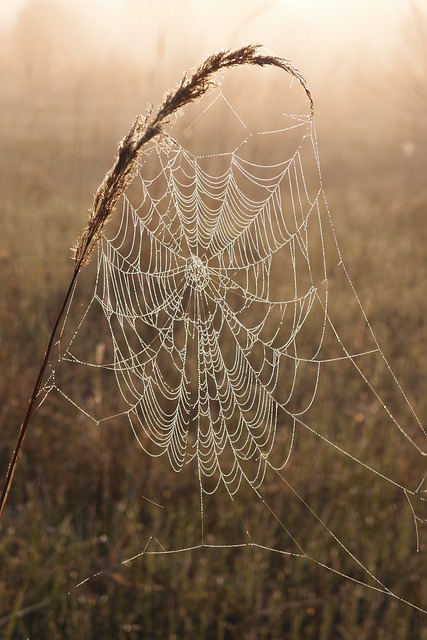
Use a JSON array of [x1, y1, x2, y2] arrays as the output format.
[[1, 0, 409, 59]]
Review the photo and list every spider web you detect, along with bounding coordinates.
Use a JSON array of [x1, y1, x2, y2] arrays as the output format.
[[41, 63, 427, 610]]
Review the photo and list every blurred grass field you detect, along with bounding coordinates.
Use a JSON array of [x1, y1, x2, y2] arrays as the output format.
[[1, 4, 427, 639]]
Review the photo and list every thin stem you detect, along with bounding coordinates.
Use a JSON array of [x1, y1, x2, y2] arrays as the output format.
[[0, 266, 80, 517]]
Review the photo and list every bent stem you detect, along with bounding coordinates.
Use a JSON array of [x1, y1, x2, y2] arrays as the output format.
[[0, 44, 312, 517]]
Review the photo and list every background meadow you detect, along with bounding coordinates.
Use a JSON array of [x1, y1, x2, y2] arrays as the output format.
[[1, 1, 427, 638]]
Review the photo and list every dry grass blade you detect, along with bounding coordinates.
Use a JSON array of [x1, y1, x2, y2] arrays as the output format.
[[0, 44, 313, 517]]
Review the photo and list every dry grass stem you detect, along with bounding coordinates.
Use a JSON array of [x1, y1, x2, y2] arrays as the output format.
[[0, 44, 312, 518]]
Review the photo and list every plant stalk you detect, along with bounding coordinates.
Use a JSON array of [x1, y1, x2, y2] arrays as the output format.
[[0, 266, 81, 517], [0, 44, 312, 517]]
